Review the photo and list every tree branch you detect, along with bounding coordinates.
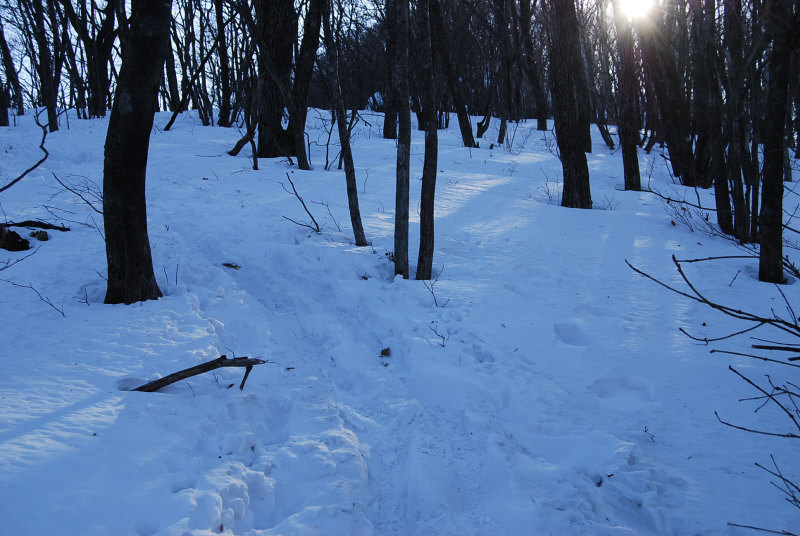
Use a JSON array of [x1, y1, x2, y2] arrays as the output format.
[[133, 355, 268, 392], [0, 113, 49, 194]]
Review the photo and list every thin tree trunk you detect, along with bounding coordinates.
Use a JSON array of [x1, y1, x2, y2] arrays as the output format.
[[639, 4, 697, 186], [519, 0, 548, 130], [322, 0, 367, 246], [611, 0, 640, 191], [383, 0, 398, 139], [214, 0, 232, 126], [416, 0, 438, 280], [292, 0, 322, 146], [103, 0, 171, 304], [394, 0, 410, 278], [31, 0, 58, 131], [430, 0, 477, 149]]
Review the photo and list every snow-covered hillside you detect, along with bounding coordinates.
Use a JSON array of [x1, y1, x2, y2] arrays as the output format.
[[1, 109, 798, 535]]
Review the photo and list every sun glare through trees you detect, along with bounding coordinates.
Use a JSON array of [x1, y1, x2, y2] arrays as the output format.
[[618, 0, 653, 19]]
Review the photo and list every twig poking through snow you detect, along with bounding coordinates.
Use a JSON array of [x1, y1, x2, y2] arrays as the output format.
[[1, 278, 64, 317], [280, 173, 320, 233]]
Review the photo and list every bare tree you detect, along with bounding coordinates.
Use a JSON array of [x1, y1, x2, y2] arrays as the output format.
[[394, 0, 410, 278], [103, 0, 172, 304], [548, 0, 591, 209], [58, 0, 117, 118], [416, 0, 438, 280], [0, 17, 24, 116], [759, 0, 795, 284], [321, 0, 367, 246], [611, 0, 640, 191]]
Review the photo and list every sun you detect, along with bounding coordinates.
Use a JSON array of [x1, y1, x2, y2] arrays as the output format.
[[618, 0, 653, 20]]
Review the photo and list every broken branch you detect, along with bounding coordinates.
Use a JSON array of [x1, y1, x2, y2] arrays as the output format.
[[133, 354, 268, 392]]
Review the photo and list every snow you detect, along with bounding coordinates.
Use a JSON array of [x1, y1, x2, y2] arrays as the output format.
[[1, 109, 798, 535]]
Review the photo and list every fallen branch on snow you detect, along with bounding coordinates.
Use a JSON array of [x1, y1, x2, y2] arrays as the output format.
[[133, 354, 268, 393]]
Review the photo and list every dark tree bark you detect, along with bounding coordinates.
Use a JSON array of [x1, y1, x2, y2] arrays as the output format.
[[639, 4, 697, 186], [492, 0, 513, 146], [0, 19, 24, 116], [723, 0, 751, 242], [416, 0, 438, 281], [30, 0, 59, 131], [383, 0, 398, 139], [246, 0, 310, 169], [430, 0, 477, 149], [321, 0, 367, 246], [611, 0, 640, 191], [254, 0, 295, 158], [394, 0, 411, 278], [690, 0, 733, 234], [103, 0, 171, 304], [519, 0, 548, 131], [292, 0, 322, 145], [164, 46, 181, 111], [759, 0, 793, 284], [548, 0, 591, 209], [214, 0, 232, 127], [58, 0, 117, 118]]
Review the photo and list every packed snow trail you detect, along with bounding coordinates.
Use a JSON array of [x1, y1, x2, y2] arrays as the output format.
[[0, 111, 798, 535]]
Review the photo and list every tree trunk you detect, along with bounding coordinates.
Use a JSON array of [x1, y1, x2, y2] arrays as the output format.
[[759, 0, 793, 283], [322, 0, 367, 247], [58, 0, 117, 118], [416, 0, 438, 281], [31, 0, 59, 132], [519, 0, 548, 131], [430, 0, 477, 149], [214, 0, 232, 127], [0, 19, 25, 115], [103, 0, 171, 304], [723, 0, 750, 242], [611, 0, 640, 191], [383, 0, 398, 139], [394, 0, 411, 278], [167, 46, 183, 111], [639, 4, 697, 186], [548, 0, 591, 209], [292, 0, 322, 145], [255, 0, 295, 159]]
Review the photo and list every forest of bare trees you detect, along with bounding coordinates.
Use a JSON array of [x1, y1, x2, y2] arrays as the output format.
[[0, 0, 799, 301]]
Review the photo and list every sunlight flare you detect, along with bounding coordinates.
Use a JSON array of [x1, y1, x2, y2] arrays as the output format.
[[618, 0, 653, 20]]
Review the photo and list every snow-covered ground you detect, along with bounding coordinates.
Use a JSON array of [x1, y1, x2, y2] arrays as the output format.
[[1, 109, 798, 535]]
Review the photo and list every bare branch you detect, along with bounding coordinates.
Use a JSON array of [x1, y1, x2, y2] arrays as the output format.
[[1, 278, 64, 317], [51, 173, 103, 214], [0, 112, 49, 194], [715, 411, 800, 439], [280, 173, 320, 233], [133, 355, 268, 392]]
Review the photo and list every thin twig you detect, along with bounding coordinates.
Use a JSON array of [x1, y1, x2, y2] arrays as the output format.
[[280, 173, 320, 233], [715, 411, 800, 439], [726, 522, 798, 535], [729, 366, 800, 431], [710, 349, 800, 369], [1, 278, 65, 317], [680, 322, 766, 344], [51, 173, 103, 214]]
